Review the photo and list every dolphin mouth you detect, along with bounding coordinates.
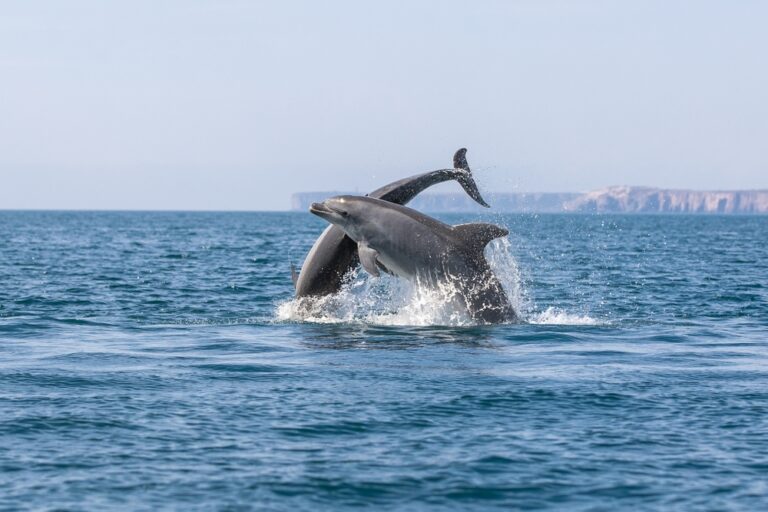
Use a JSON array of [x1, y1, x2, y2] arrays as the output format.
[[310, 202, 338, 216]]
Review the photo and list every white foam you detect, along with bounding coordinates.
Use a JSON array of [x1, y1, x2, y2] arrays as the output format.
[[276, 273, 476, 326], [528, 307, 601, 326], [276, 235, 603, 327]]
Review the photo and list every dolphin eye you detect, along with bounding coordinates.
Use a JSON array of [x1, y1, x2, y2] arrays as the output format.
[[341, 211, 349, 217]]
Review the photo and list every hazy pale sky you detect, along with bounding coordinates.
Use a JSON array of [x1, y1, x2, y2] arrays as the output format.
[[1, 0, 766, 210]]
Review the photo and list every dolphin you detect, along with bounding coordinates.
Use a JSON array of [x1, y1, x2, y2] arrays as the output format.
[[309, 195, 517, 324], [293, 148, 490, 298]]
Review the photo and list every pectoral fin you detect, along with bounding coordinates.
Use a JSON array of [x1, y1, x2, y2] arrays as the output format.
[[358, 243, 381, 277], [291, 264, 299, 288]]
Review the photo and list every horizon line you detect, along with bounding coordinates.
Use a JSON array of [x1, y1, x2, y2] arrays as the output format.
[[2, 208, 767, 216]]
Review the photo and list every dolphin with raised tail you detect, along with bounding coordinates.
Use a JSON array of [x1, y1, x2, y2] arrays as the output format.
[[293, 149, 490, 298], [309, 195, 516, 324]]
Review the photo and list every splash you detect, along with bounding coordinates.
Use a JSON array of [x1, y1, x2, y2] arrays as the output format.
[[485, 237, 529, 317], [528, 307, 601, 326], [276, 273, 476, 326], [276, 236, 600, 326], [486, 237, 603, 326]]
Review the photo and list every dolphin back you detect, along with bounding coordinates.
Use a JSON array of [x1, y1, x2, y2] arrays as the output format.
[[450, 219, 515, 323]]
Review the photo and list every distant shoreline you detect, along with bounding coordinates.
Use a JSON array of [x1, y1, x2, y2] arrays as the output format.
[[1, 209, 767, 215], [292, 187, 768, 214], [3, 186, 768, 214]]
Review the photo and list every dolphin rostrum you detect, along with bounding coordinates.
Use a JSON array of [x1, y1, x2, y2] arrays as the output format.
[[293, 148, 490, 298], [309, 195, 517, 324]]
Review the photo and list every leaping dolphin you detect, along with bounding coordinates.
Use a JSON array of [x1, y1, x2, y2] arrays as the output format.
[[309, 195, 517, 324], [293, 148, 490, 298]]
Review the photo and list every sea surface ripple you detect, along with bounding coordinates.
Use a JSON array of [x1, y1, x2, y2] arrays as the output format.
[[1, 211, 767, 510]]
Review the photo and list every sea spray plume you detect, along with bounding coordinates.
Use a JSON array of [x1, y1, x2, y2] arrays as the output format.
[[486, 237, 530, 319], [292, 148, 490, 298], [483, 234, 602, 326], [309, 195, 517, 324]]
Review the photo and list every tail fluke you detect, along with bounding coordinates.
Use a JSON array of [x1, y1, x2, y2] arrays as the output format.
[[453, 148, 491, 208], [453, 148, 470, 170]]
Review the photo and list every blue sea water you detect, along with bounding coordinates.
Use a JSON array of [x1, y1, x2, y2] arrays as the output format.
[[1, 210, 767, 511]]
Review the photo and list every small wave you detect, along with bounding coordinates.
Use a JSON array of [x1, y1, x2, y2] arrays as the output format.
[[528, 307, 602, 326]]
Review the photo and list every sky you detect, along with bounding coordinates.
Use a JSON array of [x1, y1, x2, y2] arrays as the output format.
[[1, 0, 766, 211]]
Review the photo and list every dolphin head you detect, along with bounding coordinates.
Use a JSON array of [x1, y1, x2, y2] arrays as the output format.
[[309, 196, 368, 238]]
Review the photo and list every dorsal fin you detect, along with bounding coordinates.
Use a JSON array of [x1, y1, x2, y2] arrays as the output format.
[[452, 223, 509, 251]]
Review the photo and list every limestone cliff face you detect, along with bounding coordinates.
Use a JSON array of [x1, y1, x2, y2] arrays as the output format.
[[564, 187, 768, 214], [292, 187, 768, 213]]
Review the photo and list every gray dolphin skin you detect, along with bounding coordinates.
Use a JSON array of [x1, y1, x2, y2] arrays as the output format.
[[309, 195, 517, 324], [293, 148, 490, 298]]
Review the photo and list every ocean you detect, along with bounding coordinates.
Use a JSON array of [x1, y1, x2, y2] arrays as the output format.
[[1, 211, 767, 510]]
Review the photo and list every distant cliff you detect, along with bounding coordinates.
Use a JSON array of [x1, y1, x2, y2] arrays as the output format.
[[291, 187, 768, 214], [563, 187, 768, 214]]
